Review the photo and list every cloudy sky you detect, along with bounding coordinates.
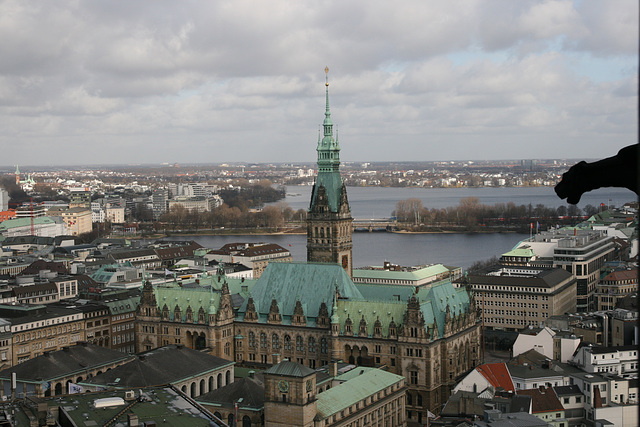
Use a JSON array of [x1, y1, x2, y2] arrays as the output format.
[[1, 0, 637, 166]]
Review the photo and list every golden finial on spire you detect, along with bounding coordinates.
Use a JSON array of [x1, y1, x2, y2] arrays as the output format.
[[325, 66, 329, 86]]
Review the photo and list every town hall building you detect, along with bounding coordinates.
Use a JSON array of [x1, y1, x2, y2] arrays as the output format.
[[135, 70, 481, 421]]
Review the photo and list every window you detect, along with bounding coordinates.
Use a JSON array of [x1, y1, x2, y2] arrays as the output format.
[[320, 338, 328, 354], [284, 335, 291, 351], [410, 371, 418, 385]]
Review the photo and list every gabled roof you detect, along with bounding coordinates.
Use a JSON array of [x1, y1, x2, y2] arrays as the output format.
[[476, 363, 515, 392], [18, 259, 69, 275], [0, 343, 132, 382], [82, 345, 233, 388], [517, 387, 564, 413], [154, 242, 203, 261], [316, 369, 405, 418]]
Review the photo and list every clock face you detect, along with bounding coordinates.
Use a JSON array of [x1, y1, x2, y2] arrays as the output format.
[[278, 379, 289, 393], [306, 379, 313, 392]]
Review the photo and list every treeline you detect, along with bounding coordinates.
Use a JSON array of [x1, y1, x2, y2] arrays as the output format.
[[393, 197, 600, 231], [158, 202, 306, 232], [219, 180, 286, 210]]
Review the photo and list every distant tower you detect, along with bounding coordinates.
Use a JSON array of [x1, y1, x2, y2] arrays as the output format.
[[306, 67, 353, 277], [14, 165, 20, 185]]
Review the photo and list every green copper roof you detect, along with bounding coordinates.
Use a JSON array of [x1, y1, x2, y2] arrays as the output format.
[[240, 262, 363, 318], [102, 296, 140, 314], [353, 264, 449, 282], [0, 217, 57, 231], [197, 274, 256, 297], [316, 369, 405, 418], [419, 281, 470, 337], [336, 299, 405, 338], [155, 283, 220, 322], [502, 248, 536, 258]]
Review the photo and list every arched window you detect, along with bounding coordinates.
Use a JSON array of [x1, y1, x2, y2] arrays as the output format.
[[272, 334, 280, 350], [190, 382, 196, 397], [320, 338, 328, 354], [407, 393, 412, 405], [248, 331, 255, 348], [209, 376, 214, 391], [242, 415, 251, 427], [308, 337, 316, 353], [225, 370, 231, 385], [199, 379, 205, 395], [296, 336, 304, 352], [284, 335, 292, 351], [260, 333, 267, 349], [217, 373, 223, 388]]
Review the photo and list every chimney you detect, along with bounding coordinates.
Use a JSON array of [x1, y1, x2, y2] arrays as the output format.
[[127, 413, 139, 427], [330, 361, 339, 377]]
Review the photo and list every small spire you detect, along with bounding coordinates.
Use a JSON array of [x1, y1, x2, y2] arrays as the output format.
[[324, 67, 331, 122]]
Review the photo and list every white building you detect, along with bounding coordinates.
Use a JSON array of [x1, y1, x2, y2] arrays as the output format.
[[571, 345, 638, 377], [0, 188, 8, 211], [512, 327, 581, 363], [0, 217, 67, 238]]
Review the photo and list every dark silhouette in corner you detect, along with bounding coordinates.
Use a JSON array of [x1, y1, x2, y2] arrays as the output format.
[[555, 144, 639, 205]]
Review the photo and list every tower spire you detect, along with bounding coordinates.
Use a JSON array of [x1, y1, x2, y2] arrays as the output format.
[[307, 67, 353, 278]]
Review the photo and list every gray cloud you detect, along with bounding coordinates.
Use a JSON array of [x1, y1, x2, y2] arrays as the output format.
[[0, 0, 637, 166]]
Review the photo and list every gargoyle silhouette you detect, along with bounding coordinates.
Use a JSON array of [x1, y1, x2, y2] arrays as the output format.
[[555, 144, 638, 205]]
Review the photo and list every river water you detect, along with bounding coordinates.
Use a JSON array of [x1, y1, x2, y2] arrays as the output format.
[[161, 186, 635, 270], [279, 185, 636, 219]]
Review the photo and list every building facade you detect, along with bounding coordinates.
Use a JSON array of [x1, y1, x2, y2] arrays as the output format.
[[460, 266, 576, 331]]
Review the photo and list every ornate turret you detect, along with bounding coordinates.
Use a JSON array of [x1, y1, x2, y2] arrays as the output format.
[[307, 67, 354, 277]]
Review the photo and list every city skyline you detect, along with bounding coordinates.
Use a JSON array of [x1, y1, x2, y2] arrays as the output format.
[[1, 0, 637, 166]]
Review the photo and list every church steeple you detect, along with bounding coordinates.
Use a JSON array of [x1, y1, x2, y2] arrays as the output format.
[[317, 67, 340, 174], [307, 67, 353, 277]]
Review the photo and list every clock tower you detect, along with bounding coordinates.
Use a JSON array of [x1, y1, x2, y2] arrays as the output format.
[[307, 67, 354, 277], [263, 360, 317, 427]]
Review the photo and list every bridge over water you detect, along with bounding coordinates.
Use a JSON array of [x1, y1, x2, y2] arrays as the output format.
[[352, 218, 398, 232]]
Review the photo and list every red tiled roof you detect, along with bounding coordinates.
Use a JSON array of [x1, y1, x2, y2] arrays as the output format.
[[517, 387, 564, 413], [476, 363, 515, 392], [603, 269, 637, 283]]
